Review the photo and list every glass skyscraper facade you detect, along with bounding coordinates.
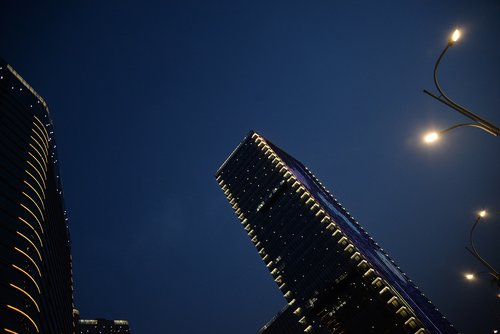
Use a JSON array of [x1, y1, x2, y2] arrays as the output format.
[[216, 131, 458, 334], [0, 58, 74, 333]]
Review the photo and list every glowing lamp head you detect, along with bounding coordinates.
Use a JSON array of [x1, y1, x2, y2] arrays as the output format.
[[479, 210, 487, 218], [451, 29, 461, 43], [424, 132, 440, 144], [465, 273, 475, 280]]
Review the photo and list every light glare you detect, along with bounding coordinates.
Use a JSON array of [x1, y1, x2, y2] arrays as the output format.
[[451, 29, 461, 42], [465, 273, 475, 280], [424, 132, 439, 143], [479, 210, 487, 218]]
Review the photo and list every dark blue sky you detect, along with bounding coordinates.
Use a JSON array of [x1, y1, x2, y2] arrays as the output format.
[[2, 1, 499, 333]]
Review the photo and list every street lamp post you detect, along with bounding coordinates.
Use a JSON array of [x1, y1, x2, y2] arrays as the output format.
[[465, 210, 500, 287], [423, 29, 500, 141]]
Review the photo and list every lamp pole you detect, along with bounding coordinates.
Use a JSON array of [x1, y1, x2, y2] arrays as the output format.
[[464, 211, 500, 287], [423, 29, 500, 138]]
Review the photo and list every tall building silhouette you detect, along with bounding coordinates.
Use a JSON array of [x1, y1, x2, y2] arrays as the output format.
[[216, 131, 457, 334], [0, 59, 74, 333]]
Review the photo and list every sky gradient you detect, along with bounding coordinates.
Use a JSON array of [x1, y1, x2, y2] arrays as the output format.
[[1, 1, 499, 333]]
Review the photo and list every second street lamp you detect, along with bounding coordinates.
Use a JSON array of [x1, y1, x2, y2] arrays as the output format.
[[465, 210, 500, 287], [423, 28, 500, 141]]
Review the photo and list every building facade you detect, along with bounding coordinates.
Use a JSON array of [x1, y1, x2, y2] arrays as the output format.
[[77, 319, 130, 334], [0, 59, 74, 333], [215, 131, 458, 334]]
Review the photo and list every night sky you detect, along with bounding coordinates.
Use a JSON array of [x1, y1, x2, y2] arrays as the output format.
[[1, 1, 499, 333]]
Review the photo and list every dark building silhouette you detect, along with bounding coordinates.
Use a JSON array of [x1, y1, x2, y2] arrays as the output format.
[[257, 305, 305, 334], [216, 131, 458, 334], [77, 319, 130, 334], [0, 59, 74, 333]]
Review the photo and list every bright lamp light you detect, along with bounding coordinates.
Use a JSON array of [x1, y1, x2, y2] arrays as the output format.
[[423, 132, 440, 144], [451, 29, 461, 43], [464, 273, 475, 280]]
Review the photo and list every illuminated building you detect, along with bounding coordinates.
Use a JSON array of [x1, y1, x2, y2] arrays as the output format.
[[77, 319, 130, 334], [216, 131, 458, 333], [0, 58, 74, 333]]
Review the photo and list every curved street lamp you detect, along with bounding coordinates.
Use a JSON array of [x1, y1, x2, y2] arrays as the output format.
[[464, 210, 500, 287], [423, 29, 500, 142], [423, 123, 497, 143]]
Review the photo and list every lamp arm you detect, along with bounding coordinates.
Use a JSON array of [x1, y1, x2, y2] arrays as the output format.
[[426, 43, 500, 136], [440, 123, 498, 136], [433, 44, 470, 114], [466, 217, 500, 279]]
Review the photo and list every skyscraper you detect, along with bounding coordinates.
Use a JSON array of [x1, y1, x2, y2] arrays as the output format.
[[215, 131, 458, 334], [0, 59, 74, 333], [76, 319, 131, 334]]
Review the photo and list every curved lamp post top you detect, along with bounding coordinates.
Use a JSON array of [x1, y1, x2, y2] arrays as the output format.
[[464, 210, 499, 286], [423, 28, 500, 139]]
